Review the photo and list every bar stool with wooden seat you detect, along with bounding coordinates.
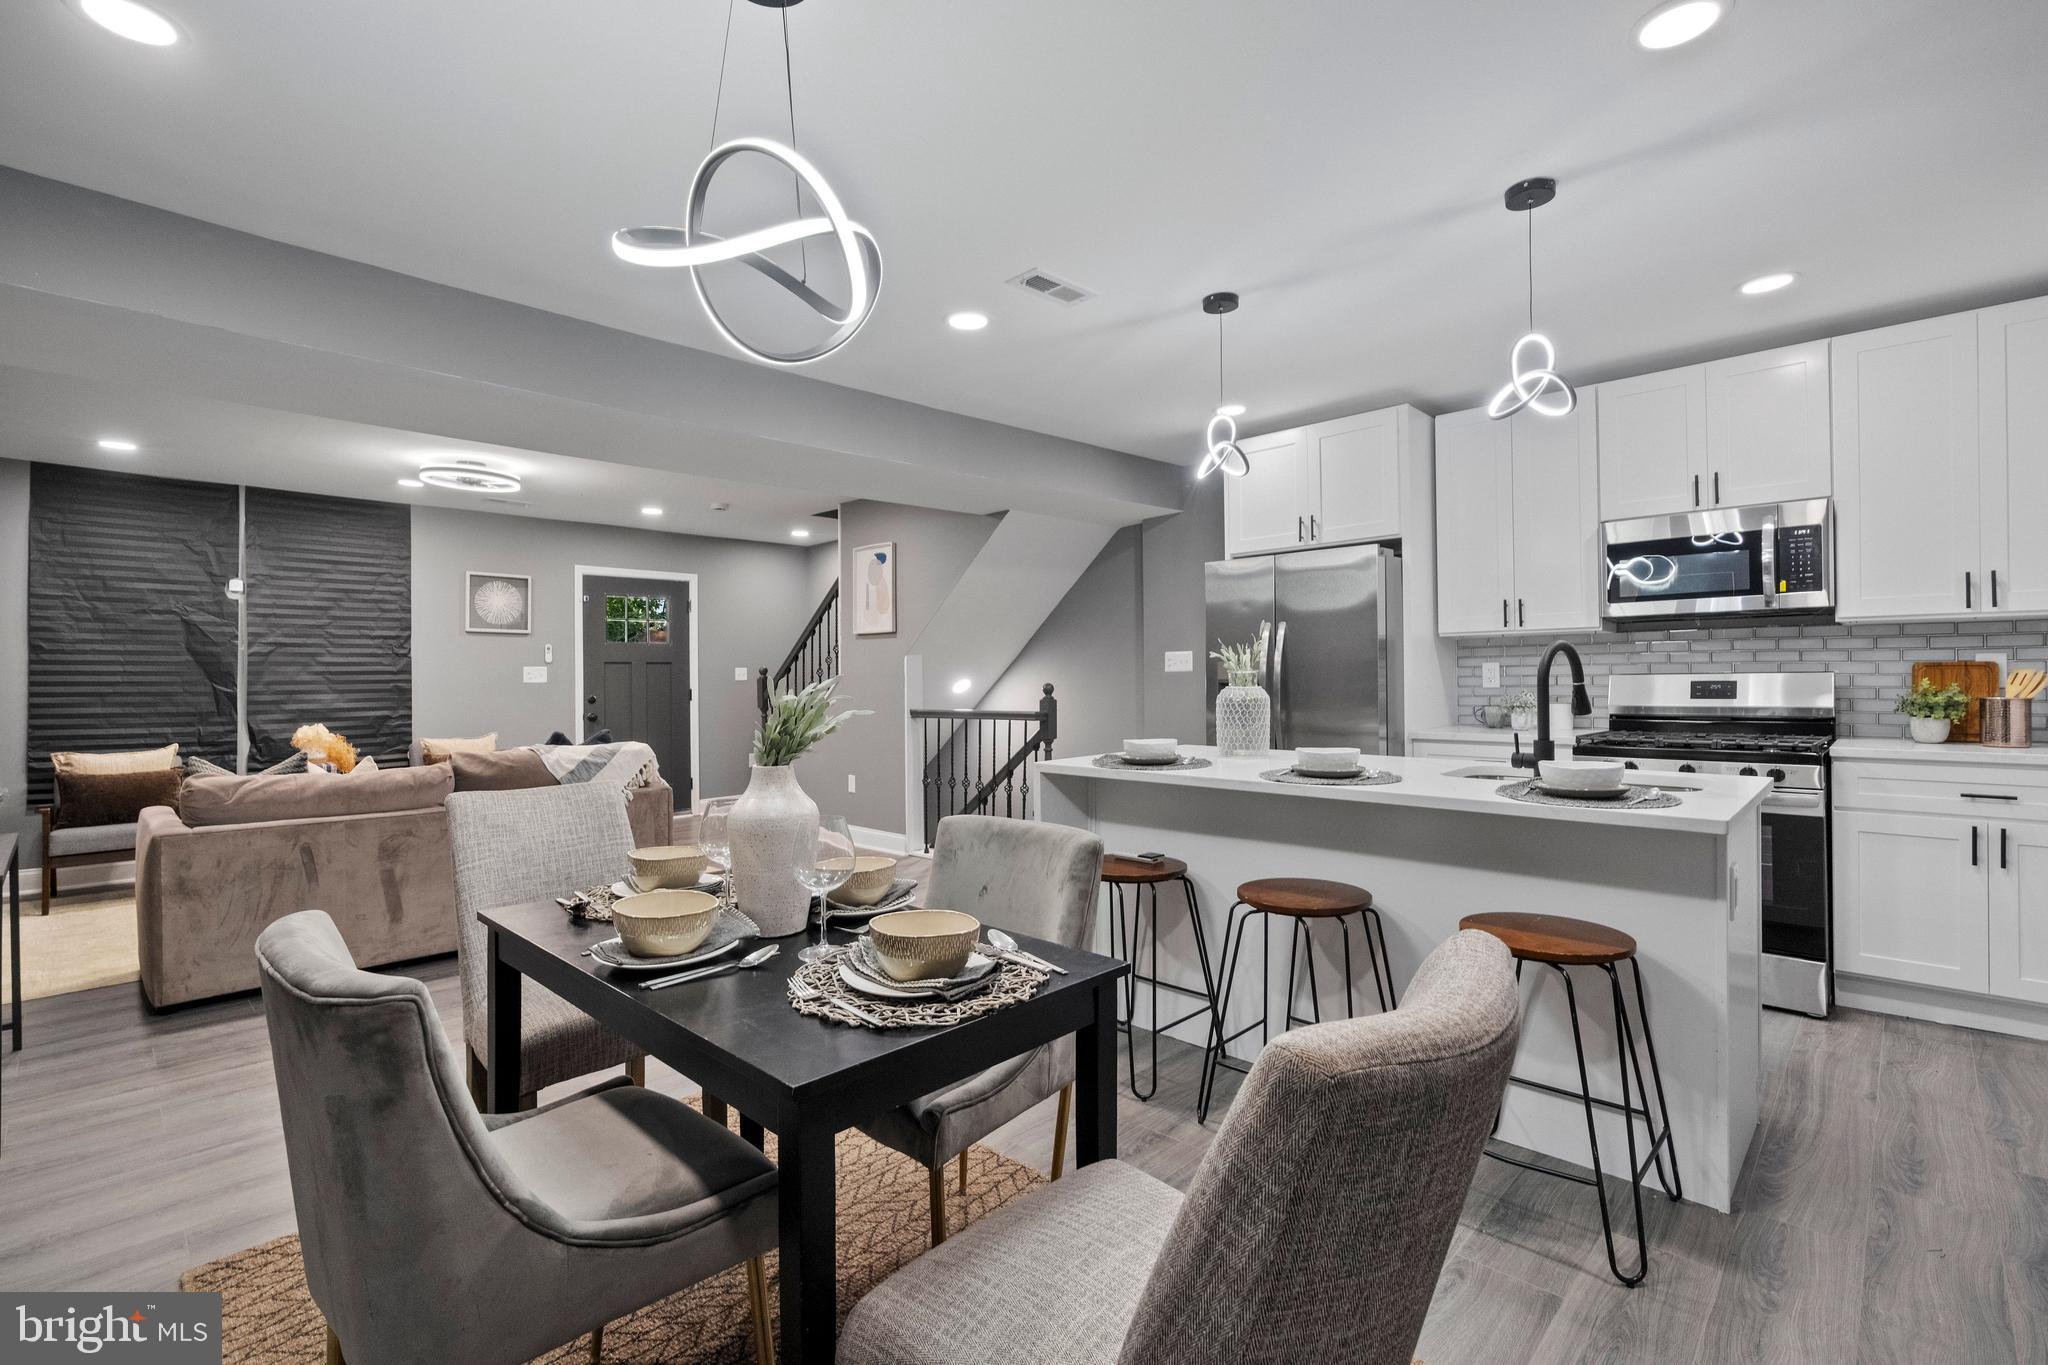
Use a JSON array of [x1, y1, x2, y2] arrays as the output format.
[[1099, 854, 1222, 1101], [1196, 877, 1396, 1123], [1458, 911, 1681, 1288]]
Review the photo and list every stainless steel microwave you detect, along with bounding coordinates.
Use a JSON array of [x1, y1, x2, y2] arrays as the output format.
[[1601, 498, 1831, 622]]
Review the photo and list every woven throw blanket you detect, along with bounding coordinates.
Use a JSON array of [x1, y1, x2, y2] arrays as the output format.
[[531, 740, 658, 788]]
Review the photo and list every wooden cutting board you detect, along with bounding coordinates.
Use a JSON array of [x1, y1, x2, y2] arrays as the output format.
[[1913, 660, 2000, 743]]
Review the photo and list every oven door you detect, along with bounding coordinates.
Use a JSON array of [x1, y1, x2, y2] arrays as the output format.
[[1603, 505, 1774, 619], [1759, 791, 1831, 1017]]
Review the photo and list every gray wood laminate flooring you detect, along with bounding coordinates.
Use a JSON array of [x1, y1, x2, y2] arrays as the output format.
[[3, 940, 2044, 1362]]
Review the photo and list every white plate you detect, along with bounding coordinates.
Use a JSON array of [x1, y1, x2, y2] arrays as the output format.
[[838, 951, 997, 999], [611, 872, 723, 899], [589, 936, 740, 973]]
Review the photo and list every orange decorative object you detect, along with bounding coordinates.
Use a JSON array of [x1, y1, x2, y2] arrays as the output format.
[[291, 723, 360, 773]]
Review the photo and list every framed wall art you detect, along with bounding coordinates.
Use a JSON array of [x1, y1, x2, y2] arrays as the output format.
[[465, 571, 532, 634]]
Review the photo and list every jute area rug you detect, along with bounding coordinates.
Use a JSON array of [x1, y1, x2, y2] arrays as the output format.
[[1, 892, 140, 1004], [182, 1121, 1046, 1364]]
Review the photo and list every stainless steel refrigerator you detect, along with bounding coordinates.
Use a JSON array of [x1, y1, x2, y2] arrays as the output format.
[[1204, 544, 1404, 754]]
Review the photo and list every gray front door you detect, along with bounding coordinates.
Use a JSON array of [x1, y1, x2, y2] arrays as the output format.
[[583, 577, 691, 808]]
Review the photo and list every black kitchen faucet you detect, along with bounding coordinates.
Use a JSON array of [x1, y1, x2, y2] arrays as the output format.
[[1511, 641, 1594, 771]]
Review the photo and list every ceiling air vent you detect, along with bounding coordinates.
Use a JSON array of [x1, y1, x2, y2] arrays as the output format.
[[485, 496, 533, 508], [1007, 268, 1094, 305]]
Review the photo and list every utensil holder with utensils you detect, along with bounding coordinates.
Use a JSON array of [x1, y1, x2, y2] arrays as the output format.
[[1983, 668, 2045, 748]]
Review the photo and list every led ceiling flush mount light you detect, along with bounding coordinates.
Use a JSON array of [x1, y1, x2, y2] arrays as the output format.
[[417, 466, 521, 494], [1740, 271, 1797, 296], [1487, 178, 1577, 421], [1635, 0, 1726, 50], [1195, 292, 1250, 479], [76, 0, 180, 46], [611, 0, 881, 367]]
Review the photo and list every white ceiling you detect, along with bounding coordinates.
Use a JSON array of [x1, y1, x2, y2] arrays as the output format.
[[0, 365, 841, 544], [2, 0, 2047, 464]]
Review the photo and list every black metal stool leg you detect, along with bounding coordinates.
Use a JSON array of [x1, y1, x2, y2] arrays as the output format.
[[1304, 920, 1323, 1024], [1339, 915, 1357, 1020], [1559, 964, 1649, 1288], [1363, 906, 1397, 1012], [1128, 882, 1160, 1101], [1490, 958, 1525, 1139], [1626, 957, 1683, 1201], [1198, 901, 1257, 1124], [1180, 876, 1224, 1058], [1284, 916, 1302, 1028]]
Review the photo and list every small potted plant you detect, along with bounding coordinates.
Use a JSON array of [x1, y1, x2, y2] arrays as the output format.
[[1505, 688, 1540, 733], [1894, 678, 1969, 744]]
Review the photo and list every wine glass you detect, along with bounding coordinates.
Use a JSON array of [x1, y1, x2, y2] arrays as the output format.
[[697, 798, 736, 910], [796, 817, 856, 963]]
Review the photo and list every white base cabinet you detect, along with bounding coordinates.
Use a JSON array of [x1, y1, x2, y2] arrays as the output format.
[[1835, 809, 1988, 994]]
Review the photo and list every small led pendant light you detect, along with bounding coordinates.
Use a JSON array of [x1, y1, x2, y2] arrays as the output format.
[[1196, 292, 1250, 478], [1487, 178, 1577, 420]]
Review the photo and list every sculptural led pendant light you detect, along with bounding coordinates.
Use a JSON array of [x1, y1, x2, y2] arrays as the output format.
[[1195, 293, 1250, 478], [1486, 177, 1577, 420], [611, 0, 881, 366]]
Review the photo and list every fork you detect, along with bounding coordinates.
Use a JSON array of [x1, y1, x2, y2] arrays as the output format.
[[790, 978, 886, 1027]]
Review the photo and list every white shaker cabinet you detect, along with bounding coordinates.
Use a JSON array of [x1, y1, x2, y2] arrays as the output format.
[[1704, 341, 1832, 507], [1979, 295, 2048, 617], [1222, 428, 1310, 556], [1990, 819, 2048, 1006], [1834, 808, 1989, 995], [1596, 364, 1705, 520], [1831, 311, 1980, 621], [1309, 408, 1404, 545], [1223, 405, 1421, 558], [1433, 408, 1515, 634]]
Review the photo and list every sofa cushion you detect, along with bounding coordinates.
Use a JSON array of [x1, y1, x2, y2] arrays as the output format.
[[184, 750, 310, 779], [179, 764, 454, 827], [420, 733, 498, 765], [450, 748, 556, 792], [52, 743, 180, 777], [49, 822, 139, 857], [54, 769, 183, 828]]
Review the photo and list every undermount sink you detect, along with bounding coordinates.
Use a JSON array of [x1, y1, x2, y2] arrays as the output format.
[[1444, 766, 1524, 781]]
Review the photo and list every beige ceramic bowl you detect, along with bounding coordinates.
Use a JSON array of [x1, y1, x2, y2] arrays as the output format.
[[823, 855, 899, 905], [612, 889, 719, 958], [628, 844, 710, 892], [867, 908, 980, 982]]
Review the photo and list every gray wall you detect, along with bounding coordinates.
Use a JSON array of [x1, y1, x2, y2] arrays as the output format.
[[980, 526, 1145, 760], [1455, 620, 2048, 741], [803, 501, 997, 832], [1140, 474, 1225, 742], [410, 505, 818, 802], [0, 459, 27, 857]]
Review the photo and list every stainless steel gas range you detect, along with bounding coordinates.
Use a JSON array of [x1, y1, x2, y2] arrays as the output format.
[[1573, 673, 1837, 1018]]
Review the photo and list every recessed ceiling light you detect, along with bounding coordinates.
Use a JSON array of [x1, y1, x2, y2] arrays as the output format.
[[951, 678, 973, 695], [1738, 271, 1797, 296], [96, 437, 139, 453], [76, 0, 180, 46], [397, 478, 424, 488], [417, 465, 521, 494], [640, 506, 664, 517], [1214, 403, 1246, 418], [1634, 0, 1724, 50], [791, 528, 812, 539], [946, 311, 990, 332]]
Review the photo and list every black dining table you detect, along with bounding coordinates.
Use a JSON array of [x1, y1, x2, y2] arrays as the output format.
[[478, 900, 1129, 1364]]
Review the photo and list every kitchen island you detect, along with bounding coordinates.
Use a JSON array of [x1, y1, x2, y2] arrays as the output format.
[[1040, 746, 1769, 1212]]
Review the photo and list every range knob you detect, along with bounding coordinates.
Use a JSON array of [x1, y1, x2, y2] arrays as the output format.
[[1767, 767, 1787, 783], [1678, 763, 1697, 773], [1739, 766, 1758, 777]]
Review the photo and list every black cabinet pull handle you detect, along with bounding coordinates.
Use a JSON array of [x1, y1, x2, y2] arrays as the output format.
[[1961, 792, 2018, 801], [1972, 826, 1979, 867], [1966, 571, 1973, 608], [1502, 598, 1509, 629], [2001, 827, 2009, 870], [1517, 598, 1526, 627], [1713, 471, 1721, 503], [1309, 514, 1319, 541], [1297, 515, 1305, 543], [1992, 569, 2000, 608], [1693, 474, 1700, 507]]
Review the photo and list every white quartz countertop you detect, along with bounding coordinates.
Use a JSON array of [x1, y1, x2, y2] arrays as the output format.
[[1833, 737, 2048, 767], [1041, 746, 1769, 835], [1408, 722, 1602, 745]]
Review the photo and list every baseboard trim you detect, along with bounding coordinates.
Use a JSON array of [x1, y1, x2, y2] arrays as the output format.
[[17, 859, 137, 901], [850, 824, 911, 856], [1835, 972, 2048, 1042]]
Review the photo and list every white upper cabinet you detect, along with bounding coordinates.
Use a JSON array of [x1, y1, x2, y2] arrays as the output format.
[[1433, 408, 1514, 635], [1979, 296, 2048, 617], [1832, 311, 1980, 621], [1223, 428, 1311, 556], [1705, 341, 1832, 507], [1310, 409, 1403, 545], [1434, 397, 1599, 637], [1224, 405, 1419, 558], [1596, 365, 1706, 520]]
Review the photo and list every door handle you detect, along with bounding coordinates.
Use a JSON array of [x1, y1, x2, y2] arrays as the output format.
[[1966, 571, 1973, 609], [1961, 792, 2018, 801], [1297, 516, 1305, 543], [585, 713, 598, 723], [1517, 598, 1526, 627], [1309, 514, 1319, 541], [1992, 569, 2000, 608], [1713, 471, 1721, 504], [1502, 598, 1509, 629], [586, 695, 597, 705], [1270, 621, 1288, 746], [1693, 474, 1700, 508], [2001, 827, 2009, 870], [1972, 825, 1979, 868]]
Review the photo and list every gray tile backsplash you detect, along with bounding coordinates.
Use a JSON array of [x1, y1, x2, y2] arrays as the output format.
[[1453, 619, 2048, 739]]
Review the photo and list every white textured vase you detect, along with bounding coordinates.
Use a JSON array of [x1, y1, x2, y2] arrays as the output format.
[[729, 764, 819, 936], [1216, 682, 1272, 758], [1909, 716, 1952, 744]]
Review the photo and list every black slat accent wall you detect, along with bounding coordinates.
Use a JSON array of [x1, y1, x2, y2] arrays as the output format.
[[27, 464, 241, 804], [243, 487, 412, 768]]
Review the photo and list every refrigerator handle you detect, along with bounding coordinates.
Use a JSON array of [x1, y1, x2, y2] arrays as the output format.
[[1270, 620, 1288, 748]]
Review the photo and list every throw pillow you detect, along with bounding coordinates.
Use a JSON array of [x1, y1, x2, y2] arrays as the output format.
[[183, 751, 310, 779], [52, 743, 180, 777], [542, 728, 613, 747], [54, 768, 183, 828], [449, 748, 556, 792], [420, 733, 498, 765]]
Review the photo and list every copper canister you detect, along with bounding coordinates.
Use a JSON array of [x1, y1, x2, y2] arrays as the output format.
[[1979, 697, 2034, 749]]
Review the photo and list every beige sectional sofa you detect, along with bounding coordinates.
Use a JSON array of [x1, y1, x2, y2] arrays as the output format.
[[136, 765, 674, 1007]]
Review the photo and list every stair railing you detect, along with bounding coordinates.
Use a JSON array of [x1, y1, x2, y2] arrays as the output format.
[[908, 683, 1057, 850], [757, 581, 839, 718]]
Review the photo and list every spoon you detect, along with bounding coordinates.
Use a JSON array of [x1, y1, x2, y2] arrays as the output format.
[[986, 928, 1066, 975], [641, 944, 779, 991]]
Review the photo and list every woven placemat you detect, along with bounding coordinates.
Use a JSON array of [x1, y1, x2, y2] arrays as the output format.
[[1259, 767, 1403, 787], [1495, 779, 1682, 810], [788, 945, 1047, 1029], [1091, 753, 1213, 771]]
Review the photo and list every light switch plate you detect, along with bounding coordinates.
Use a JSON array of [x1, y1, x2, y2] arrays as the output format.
[[523, 665, 548, 684], [1483, 661, 1502, 688], [735, 667, 749, 681], [847, 774, 857, 793], [1163, 650, 1194, 674]]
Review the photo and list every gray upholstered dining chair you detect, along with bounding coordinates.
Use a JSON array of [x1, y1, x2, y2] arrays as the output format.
[[446, 784, 645, 1108], [838, 929, 1521, 1365], [256, 911, 777, 1365], [857, 814, 1103, 1245]]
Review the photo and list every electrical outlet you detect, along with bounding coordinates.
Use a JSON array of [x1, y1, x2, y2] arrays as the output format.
[[847, 773, 857, 793], [734, 667, 748, 681], [522, 665, 548, 684], [1483, 661, 1502, 688], [1163, 650, 1193, 674]]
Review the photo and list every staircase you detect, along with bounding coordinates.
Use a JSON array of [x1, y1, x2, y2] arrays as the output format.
[[757, 580, 839, 717], [910, 684, 1058, 850]]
